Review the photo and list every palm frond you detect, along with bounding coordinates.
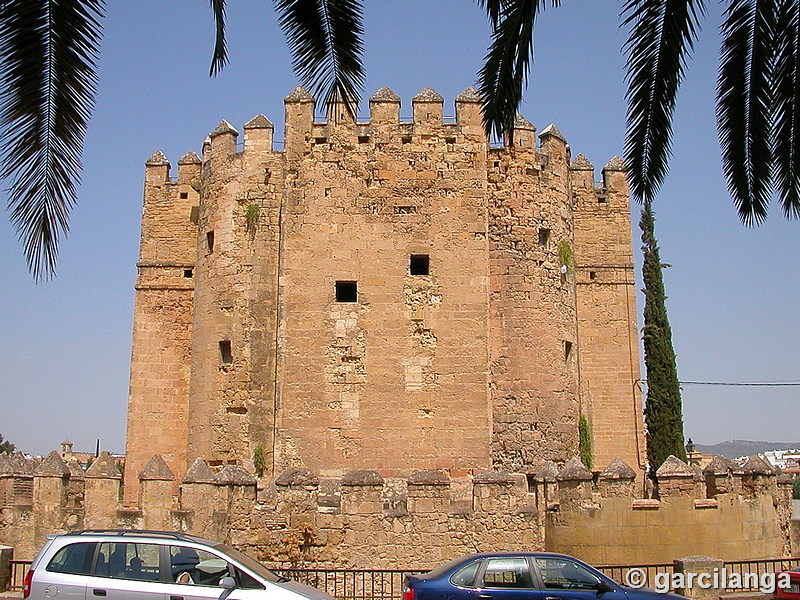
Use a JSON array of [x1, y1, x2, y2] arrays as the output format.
[[209, 0, 228, 76], [717, 0, 777, 225], [478, 0, 560, 144], [0, 0, 104, 281], [622, 0, 706, 204], [772, 0, 800, 219], [274, 0, 364, 117], [476, 0, 504, 27]]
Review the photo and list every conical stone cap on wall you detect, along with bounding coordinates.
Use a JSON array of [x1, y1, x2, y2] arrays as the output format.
[[35, 451, 70, 477], [535, 461, 559, 483], [183, 458, 216, 484], [216, 464, 256, 486], [557, 457, 593, 481], [655, 455, 693, 478], [85, 451, 120, 479], [703, 455, 737, 475], [600, 458, 636, 480], [139, 455, 174, 481]]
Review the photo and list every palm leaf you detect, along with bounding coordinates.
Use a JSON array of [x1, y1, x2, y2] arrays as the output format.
[[717, 0, 777, 224], [622, 0, 706, 204], [0, 0, 104, 281], [478, 0, 559, 144], [772, 0, 800, 219], [476, 0, 504, 26], [209, 0, 228, 76], [274, 0, 364, 117]]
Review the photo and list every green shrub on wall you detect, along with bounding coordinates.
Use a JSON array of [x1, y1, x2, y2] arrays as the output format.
[[579, 415, 592, 469]]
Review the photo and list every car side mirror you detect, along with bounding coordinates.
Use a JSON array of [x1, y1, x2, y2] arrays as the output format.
[[595, 580, 614, 594], [218, 577, 238, 600]]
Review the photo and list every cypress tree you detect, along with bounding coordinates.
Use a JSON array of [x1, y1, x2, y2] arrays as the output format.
[[640, 199, 686, 471]]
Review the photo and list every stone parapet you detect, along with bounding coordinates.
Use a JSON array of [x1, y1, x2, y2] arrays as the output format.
[[0, 453, 793, 567]]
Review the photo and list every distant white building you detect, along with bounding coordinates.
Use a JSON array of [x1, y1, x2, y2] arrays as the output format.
[[758, 449, 800, 470]]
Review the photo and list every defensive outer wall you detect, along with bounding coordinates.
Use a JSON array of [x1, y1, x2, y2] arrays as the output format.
[[0, 451, 793, 566], [124, 85, 645, 508]]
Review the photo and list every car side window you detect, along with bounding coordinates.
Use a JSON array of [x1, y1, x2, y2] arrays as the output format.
[[170, 546, 233, 587], [47, 542, 96, 575], [535, 558, 600, 591], [95, 542, 161, 581], [481, 558, 533, 589], [233, 565, 265, 590], [451, 560, 481, 588]]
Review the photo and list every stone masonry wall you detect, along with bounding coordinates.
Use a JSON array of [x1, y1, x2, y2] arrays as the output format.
[[0, 452, 792, 569], [572, 156, 646, 471], [123, 153, 198, 504], [124, 85, 644, 502]]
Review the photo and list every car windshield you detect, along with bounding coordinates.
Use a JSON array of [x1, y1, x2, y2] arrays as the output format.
[[212, 544, 288, 583]]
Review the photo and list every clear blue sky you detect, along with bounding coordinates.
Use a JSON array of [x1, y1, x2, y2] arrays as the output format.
[[0, 2, 797, 456]]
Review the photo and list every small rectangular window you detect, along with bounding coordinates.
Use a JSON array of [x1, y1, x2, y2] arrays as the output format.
[[410, 254, 429, 275], [358, 135, 370, 144], [47, 542, 96, 575], [179, 192, 189, 199], [401, 135, 412, 144], [564, 340, 573, 362], [538, 228, 550, 248], [184, 269, 193, 278], [335, 281, 358, 303], [206, 231, 215, 253], [589, 271, 597, 281], [219, 341, 232, 365]]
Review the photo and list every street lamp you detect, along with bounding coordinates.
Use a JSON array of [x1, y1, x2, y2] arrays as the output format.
[[685, 438, 695, 455]]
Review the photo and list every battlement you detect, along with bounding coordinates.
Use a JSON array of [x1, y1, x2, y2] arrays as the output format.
[[143, 86, 571, 182], [1, 450, 793, 567]]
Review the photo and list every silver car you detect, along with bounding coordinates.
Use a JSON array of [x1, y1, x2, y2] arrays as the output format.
[[24, 529, 335, 600]]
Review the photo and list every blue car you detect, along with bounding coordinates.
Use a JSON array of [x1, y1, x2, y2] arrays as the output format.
[[402, 553, 676, 600]]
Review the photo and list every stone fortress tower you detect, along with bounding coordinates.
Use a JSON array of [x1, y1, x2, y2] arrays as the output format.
[[123, 86, 644, 504]]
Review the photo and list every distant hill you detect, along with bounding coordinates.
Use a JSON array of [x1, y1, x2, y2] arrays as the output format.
[[696, 440, 800, 458]]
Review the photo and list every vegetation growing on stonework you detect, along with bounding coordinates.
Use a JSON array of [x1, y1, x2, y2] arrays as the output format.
[[253, 444, 266, 478], [558, 239, 575, 270], [245, 202, 260, 234], [578, 415, 592, 469], [793, 475, 800, 500], [640, 200, 686, 472]]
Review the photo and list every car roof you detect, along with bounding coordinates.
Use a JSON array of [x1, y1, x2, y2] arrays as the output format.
[[53, 529, 219, 546], [455, 552, 588, 561]]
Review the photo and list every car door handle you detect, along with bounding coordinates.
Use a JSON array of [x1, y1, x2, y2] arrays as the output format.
[[92, 590, 107, 597], [170, 596, 184, 600], [479, 595, 493, 599], [546, 596, 562, 600]]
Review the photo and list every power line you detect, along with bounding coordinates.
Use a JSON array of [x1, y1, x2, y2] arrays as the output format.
[[679, 380, 800, 387]]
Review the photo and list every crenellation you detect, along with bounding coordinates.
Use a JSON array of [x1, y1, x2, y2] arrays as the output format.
[[1, 453, 794, 565], [412, 87, 444, 128]]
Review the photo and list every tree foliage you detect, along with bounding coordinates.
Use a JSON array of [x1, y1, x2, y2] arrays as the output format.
[[623, 0, 800, 222], [0, 434, 16, 454], [640, 200, 686, 472], [0, 0, 104, 281], [578, 415, 593, 470]]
